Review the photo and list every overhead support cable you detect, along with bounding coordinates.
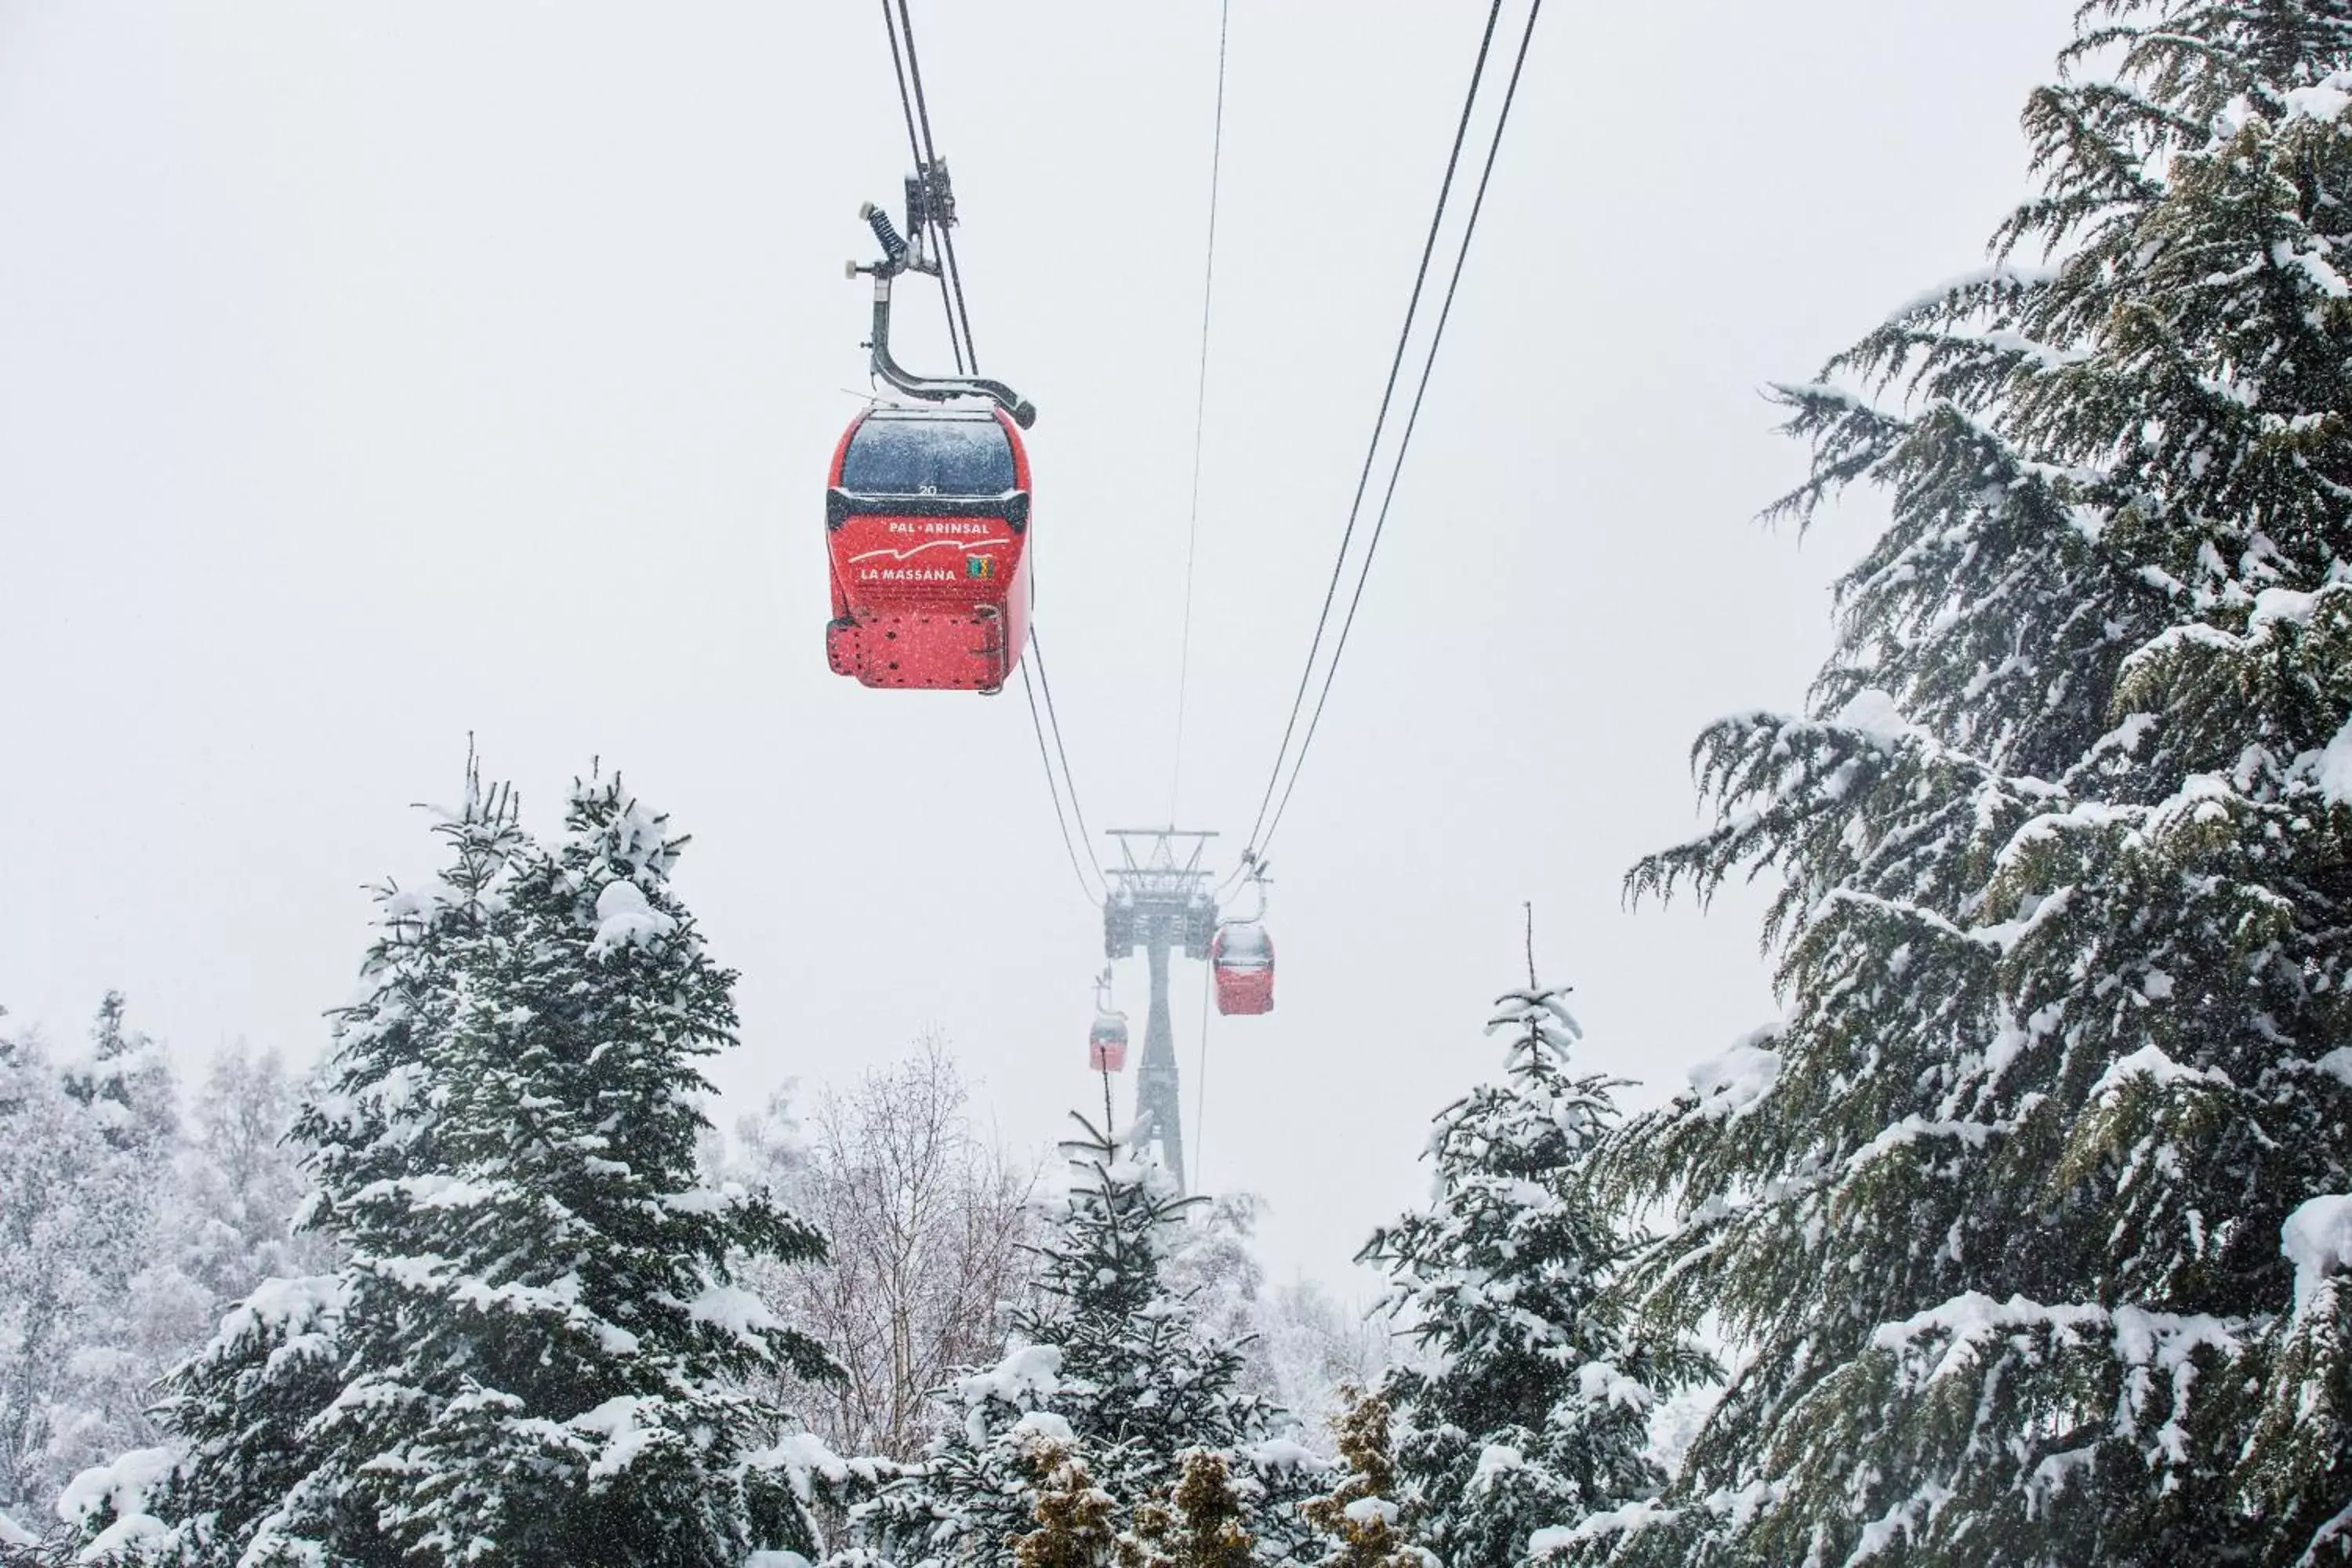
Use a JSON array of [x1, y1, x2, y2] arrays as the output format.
[[879, 0, 1103, 907], [1258, 0, 1544, 861], [878, 1, 923, 180], [1239, 0, 1508, 857], [1029, 624, 1105, 887], [878, 0, 965, 375], [895, 0, 981, 370], [1167, 0, 1232, 825], [1022, 661, 1105, 905]]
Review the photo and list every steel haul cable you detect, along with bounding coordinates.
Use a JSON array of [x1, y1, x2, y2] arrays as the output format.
[[874, 2, 1544, 904], [1029, 625, 1099, 861], [1167, 0, 1231, 825], [1022, 661, 1103, 904], [1257, 0, 1544, 861], [893, 0, 982, 370], [880, 0, 1106, 905], [879, 0, 966, 376], [1238, 0, 1507, 858]]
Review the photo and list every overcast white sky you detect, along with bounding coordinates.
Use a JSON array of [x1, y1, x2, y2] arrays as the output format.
[[1, 0, 2060, 1290]]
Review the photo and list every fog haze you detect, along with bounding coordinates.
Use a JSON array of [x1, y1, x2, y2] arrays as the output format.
[[0, 1, 2059, 1288]]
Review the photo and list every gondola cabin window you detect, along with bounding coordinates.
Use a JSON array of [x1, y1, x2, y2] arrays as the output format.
[[842, 410, 1016, 496]]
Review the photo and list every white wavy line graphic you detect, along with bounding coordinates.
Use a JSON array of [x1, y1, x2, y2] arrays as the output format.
[[846, 539, 1005, 564]]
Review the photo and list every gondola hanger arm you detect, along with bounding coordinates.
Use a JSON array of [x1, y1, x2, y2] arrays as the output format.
[[848, 198, 1036, 427]]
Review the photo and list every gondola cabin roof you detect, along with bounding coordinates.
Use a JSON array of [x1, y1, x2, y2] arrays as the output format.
[[1214, 921, 1272, 967]]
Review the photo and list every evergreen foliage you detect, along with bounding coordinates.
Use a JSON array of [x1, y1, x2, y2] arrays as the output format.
[[72, 766, 839, 1566], [1295, 1391, 1419, 1568], [1361, 983, 1677, 1568], [1126, 1451, 1256, 1568], [1570, 5, 2352, 1563], [0, 1514, 71, 1568], [847, 1117, 1311, 1568], [1007, 1123, 1269, 1479], [1011, 1440, 1125, 1568], [63, 994, 179, 1156]]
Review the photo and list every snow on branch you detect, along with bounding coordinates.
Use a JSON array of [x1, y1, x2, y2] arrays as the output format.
[[1883, 261, 2061, 325], [1485, 985, 1582, 1065], [1682, 1030, 1784, 1123], [2283, 1195, 2352, 1316]]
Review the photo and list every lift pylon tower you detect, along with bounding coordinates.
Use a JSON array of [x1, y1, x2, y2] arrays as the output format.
[[1102, 829, 1219, 1191]]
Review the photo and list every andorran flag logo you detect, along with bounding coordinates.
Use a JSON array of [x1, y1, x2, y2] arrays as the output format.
[[967, 555, 997, 579]]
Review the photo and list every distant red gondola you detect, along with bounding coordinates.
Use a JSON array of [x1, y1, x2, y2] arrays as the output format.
[[1088, 967, 1129, 1071], [825, 405, 1033, 693], [1089, 1011, 1129, 1072], [1210, 920, 1274, 1016]]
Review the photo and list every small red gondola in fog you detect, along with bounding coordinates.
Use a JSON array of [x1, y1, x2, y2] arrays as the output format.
[[1210, 921, 1274, 1016], [826, 406, 1032, 692], [1088, 968, 1130, 1071], [1089, 1011, 1129, 1072], [1212, 858, 1275, 1015]]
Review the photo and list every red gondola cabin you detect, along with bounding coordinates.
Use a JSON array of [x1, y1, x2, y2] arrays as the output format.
[[1210, 921, 1275, 1016], [826, 405, 1032, 693], [1089, 1010, 1129, 1073]]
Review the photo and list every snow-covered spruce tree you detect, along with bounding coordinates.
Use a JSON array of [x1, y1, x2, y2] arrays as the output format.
[[70, 768, 533, 1562], [1359, 982, 1679, 1568], [76, 768, 840, 1566], [1563, 6, 2352, 1564], [62, 994, 180, 1157], [848, 1116, 1313, 1568]]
